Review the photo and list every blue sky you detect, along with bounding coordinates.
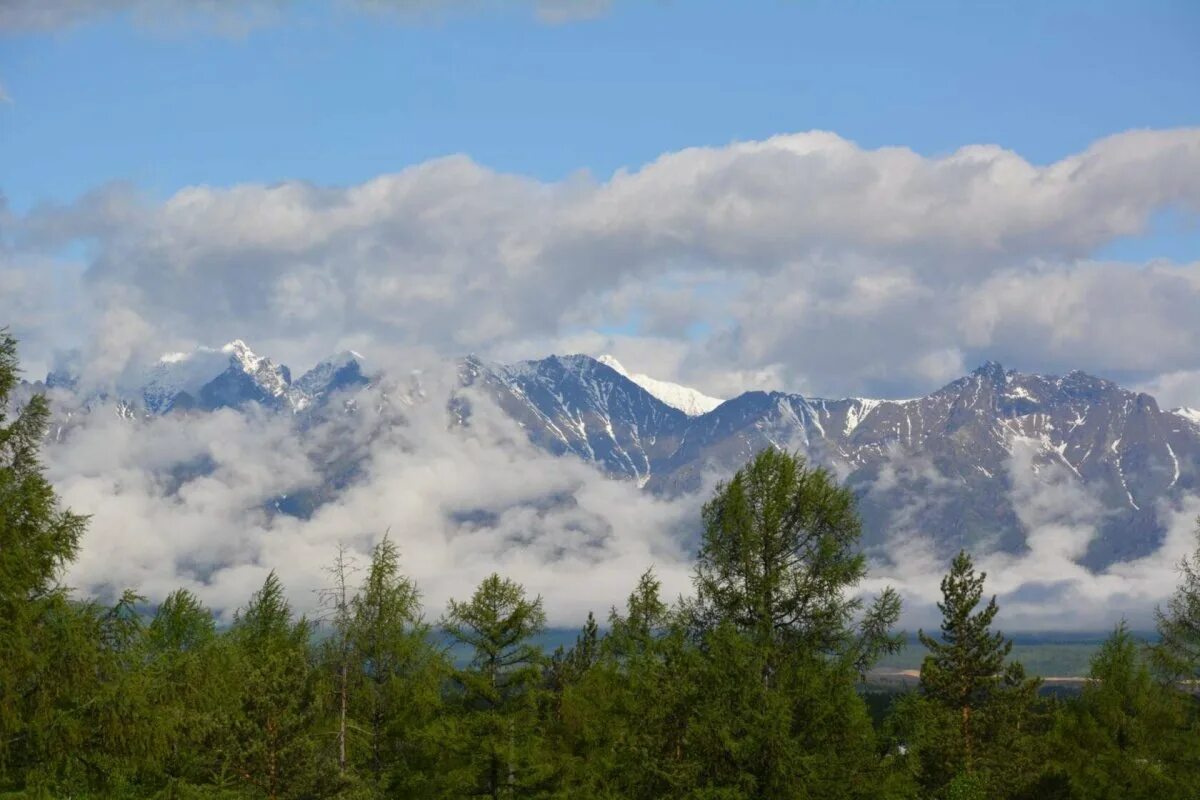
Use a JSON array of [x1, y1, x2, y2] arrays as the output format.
[[4, 1, 1198, 258]]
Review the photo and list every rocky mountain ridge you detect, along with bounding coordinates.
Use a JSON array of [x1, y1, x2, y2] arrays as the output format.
[[26, 343, 1200, 568]]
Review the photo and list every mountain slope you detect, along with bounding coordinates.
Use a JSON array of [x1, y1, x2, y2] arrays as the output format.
[[596, 355, 723, 416], [462, 354, 688, 487], [32, 344, 1200, 567], [476, 356, 1200, 567]]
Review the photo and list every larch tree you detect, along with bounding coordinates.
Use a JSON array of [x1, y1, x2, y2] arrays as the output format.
[[1152, 519, 1200, 683], [225, 571, 326, 800], [693, 447, 901, 677], [689, 448, 902, 799], [319, 543, 358, 780], [0, 330, 90, 791], [440, 573, 550, 799], [348, 534, 443, 795]]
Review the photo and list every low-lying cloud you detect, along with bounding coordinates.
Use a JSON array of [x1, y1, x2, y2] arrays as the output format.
[[45, 369, 701, 625], [863, 439, 1200, 631], [38, 369, 1200, 633]]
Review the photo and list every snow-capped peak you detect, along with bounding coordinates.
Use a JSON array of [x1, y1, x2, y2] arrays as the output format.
[[136, 339, 293, 413], [597, 354, 723, 416], [140, 345, 237, 411], [221, 339, 264, 372], [321, 350, 365, 370], [294, 350, 369, 400]]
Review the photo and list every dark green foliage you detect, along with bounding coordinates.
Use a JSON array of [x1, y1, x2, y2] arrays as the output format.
[[895, 551, 1046, 799], [1044, 622, 1199, 799], [918, 552, 1010, 720], [438, 573, 552, 798], [693, 448, 903, 670], [345, 536, 444, 796], [0, 330, 91, 791], [5, 326, 1200, 800], [1151, 519, 1200, 682], [683, 449, 902, 798], [552, 569, 700, 799], [223, 572, 328, 799], [141, 589, 233, 794]]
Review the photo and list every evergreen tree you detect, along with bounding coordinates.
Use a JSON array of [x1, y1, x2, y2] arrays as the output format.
[[554, 570, 699, 800], [687, 448, 901, 798], [905, 550, 1043, 798], [607, 568, 671, 659], [439, 573, 551, 798], [81, 590, 160, 793], [223, 571, 327, 800], [1049, 622, 1192, 799], [142, 588, 234, 796], [694, 448, 902, 675], [1151, 519, 1200, 682], [548, 611, 600, 694], [917, 551, 1010, 773], [346, 535, 444, 796], [0, 331, 91, 793]]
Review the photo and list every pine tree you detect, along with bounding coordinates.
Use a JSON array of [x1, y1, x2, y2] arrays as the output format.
[[918, 551, 1009, 773], [550, 611, 599, 689], [546, 610, 600, 738], [439, 573, 551, 799], [910, 550, 1043, 797]]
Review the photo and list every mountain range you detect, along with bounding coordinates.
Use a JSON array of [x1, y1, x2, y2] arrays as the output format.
[[27, 341, 1200, 569]]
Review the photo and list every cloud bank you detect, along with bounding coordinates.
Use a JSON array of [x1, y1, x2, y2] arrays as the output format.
[[41, 374, 1200, 632], [864, 440, 1200, 630], [9, 128, 1200, 402], [44, 371, 700, 625]]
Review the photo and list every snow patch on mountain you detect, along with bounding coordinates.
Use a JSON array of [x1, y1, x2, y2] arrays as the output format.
[[139, 343, 243, 412], [596, 354, 722, 416], [131, 340, 297, 413], [1174, 407, 1200, 427]]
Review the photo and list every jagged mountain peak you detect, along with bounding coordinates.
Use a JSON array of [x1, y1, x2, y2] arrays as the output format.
[[35, 346, 1200, 569], [323, 349, 365, 369], [971, 360, 1009, 381], [294, 350, 369, 402]]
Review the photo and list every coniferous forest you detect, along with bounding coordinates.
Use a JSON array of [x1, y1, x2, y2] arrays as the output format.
[[4, 329, 1200, 800]]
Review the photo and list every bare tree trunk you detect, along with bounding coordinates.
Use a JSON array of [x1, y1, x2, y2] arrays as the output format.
[[321, 544, 357, 777], [339, 659, 348, 774], [962, 704, 973, 773]]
